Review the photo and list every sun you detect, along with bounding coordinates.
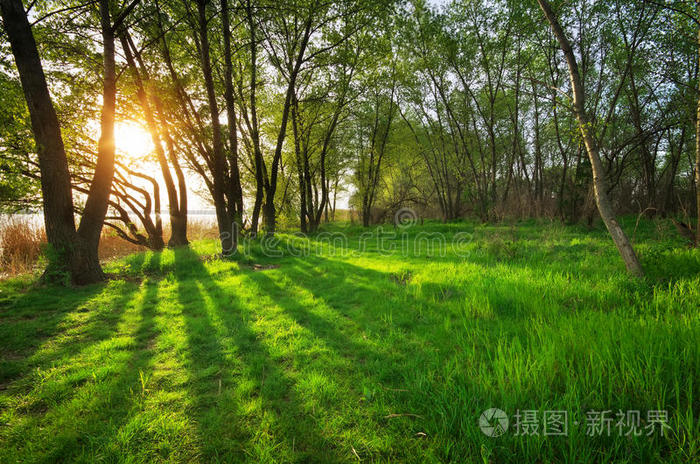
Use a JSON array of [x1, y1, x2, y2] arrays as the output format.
[[115, 122, 154, 161]]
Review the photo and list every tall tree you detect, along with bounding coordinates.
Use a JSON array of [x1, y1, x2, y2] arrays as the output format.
[[0, 0, 127, 284], [356, 60, 398, 226], [537, 0, 644, 276], [118, 30, 189, 248], [196, 0, 236, 255]]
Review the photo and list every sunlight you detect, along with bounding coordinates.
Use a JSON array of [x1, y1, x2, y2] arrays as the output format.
[[2, 0, 697, 461], [115, 122, 154, 161]]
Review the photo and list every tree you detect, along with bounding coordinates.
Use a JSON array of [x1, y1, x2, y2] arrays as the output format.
[[0, 0, 132, 284], [537, 0, 644, 276], [118, 29, 189, 248], [354, 59, 398, 226], [642, 0, 700, 244]]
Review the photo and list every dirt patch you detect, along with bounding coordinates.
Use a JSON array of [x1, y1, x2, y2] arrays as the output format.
[[251, 264, 281, 272]]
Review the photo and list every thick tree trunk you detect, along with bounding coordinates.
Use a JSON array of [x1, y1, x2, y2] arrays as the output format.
[[73, 0, 119, 283], [169, 214, 189, 247], [362, 197, 371, 227], [0, 0, 79, 281], [538, 0, 644, 277], [2, 0, 121, 285], [263, 201, 276, 235]]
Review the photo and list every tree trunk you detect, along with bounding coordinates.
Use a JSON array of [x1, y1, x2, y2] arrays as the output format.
[[119, 31, 181, 249], [73, 0, 119, 283], [197, 0, 234, 255], [128, 32, 188, 248], [291, 96, 308, 233], [0, 0, 79, 281], [244, 0, 264, 238], [362, 197, 371, 227], [1, 0, 123, 285], [222, 0, 243, 249], [538, 0, 644, 277], [263, 18, 313, 236], [696, 21, 700, 245], [263, 201, 276, 235]]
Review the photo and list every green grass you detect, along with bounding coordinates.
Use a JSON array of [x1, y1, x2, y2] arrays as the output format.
[[0, 219, 698, 463]]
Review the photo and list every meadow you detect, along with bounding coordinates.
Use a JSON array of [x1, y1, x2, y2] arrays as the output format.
[[0, 219, 698, 463]]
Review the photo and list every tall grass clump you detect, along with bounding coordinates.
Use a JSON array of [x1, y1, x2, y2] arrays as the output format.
[[0, 217, 46, 276]]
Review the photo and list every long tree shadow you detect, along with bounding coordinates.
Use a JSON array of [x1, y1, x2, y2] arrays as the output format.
[[0, 253, 146, 390], [247, 254, 573, 442], [299, 224, 700, 290], [231, 253, 480, 460], [264, 253, 695, 462], [284, 229, 663, 322], [0, 252, 159, 461], [242, 260, 412, 384], [35, 275, 160, 461], [173, 247, 346, 462]]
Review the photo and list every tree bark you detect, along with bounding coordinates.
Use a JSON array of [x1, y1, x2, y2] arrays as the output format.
[[222, 0, 244, 249], [245, 0, 264, 237], [196, 0, 234, 255], [0, 0, 78, 280], [538, 0, 644, 276], [128, 32, 188, 248], [696, 19, 700, 245], [1, 0, 122, 284], [72, 0, 119, 283], [291, 95, 308, 233], [119, 31, 186, 249]]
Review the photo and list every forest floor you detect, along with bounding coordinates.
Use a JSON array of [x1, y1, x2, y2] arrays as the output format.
[[0, 219, 698, 463]]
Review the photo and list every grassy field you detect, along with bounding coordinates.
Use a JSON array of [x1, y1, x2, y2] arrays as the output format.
[[0, 219, 698, 463]]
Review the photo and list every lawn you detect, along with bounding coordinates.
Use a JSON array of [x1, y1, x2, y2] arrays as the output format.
[[0, 220, 698, 463]]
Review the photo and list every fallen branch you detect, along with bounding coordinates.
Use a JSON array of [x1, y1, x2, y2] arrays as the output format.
[[670, 218, 696, 246], [380, 385, 409, 392]]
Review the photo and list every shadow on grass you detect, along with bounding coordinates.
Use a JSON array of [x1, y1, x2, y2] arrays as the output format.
[[0, 253, 160, 462], [173, 247, 347, 462], [0, 253, 147, 388], [37, 266, 161, 461]]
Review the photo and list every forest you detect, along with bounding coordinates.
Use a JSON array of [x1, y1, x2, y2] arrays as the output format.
[[0, 0, 698, 281], [0, 0, 698, 462]]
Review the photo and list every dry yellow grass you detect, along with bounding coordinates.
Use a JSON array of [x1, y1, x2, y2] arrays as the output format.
[[0, 216, 220, 278], [0, 218, 46, 276]]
